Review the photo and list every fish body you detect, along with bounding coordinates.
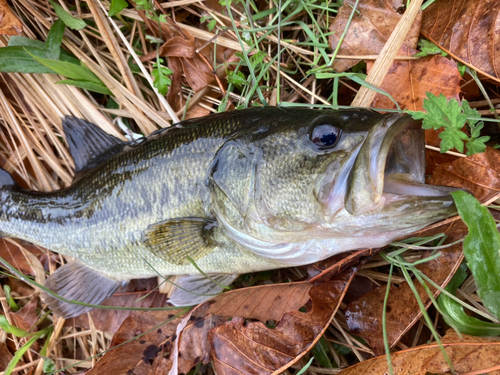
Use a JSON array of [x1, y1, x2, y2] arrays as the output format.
[[0, 107, 456, 316]]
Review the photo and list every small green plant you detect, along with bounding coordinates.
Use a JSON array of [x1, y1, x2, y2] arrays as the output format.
[[409, 93, 490, 156], [151, 58, 173, 95], [413, 39, 447, 57]]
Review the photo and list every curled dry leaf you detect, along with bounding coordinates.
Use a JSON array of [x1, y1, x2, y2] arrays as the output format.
[[329, 0, 421, 72], [87, 267, 356, 374], [338, 330, 500, 375], [428, 147, 500, 202], [369, 48, 461, 111], [421, 0, 500, 84], [0, 0, 22, 35]]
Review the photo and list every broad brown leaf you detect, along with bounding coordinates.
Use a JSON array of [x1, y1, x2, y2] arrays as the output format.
[[0, 343, 13, 371], [206, 281, 312, 322], [421, 0, 500, 84], [329, 0, 421, 72], [370, 48, 461, 110], [209, 268, 356, 375], [10, 297, 39, 332], [428, 147, 500, 202], [0, 239, 47, 277], [86, 309, 187, 375], [66, 278, 169, 332], [90, 267, 356, 374], [338, 330, 500, 375], [0, 0, 22, 35]]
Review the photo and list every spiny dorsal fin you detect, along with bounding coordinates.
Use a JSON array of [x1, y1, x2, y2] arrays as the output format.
[[62, 116, 125, 174], [142, 218, 217, 265], [168, 273, 238, 306], [43, 261, 121, 318], [0, 167, 15, 187]]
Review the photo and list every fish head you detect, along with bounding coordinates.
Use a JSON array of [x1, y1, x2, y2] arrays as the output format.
[[211, 108, 456, 259]]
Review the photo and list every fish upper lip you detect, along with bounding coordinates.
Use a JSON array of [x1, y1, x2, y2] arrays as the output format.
[[344, 114, 458, 216]]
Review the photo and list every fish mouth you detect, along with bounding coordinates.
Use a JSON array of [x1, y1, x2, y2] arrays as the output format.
[[344, 113, 458, 217]]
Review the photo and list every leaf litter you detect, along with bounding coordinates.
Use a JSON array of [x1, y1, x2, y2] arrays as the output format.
[[1, 0, 500, 374]]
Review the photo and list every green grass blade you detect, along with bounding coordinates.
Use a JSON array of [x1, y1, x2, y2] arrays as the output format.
[[0, 47, 55, 74], [48, 0, 86, 30], [109, 0, 129, 17], [56, 79, 112, 95], [451, 191, 500, 319]]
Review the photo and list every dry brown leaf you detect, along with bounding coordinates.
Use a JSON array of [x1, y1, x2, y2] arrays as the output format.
[[0, 343, 13, 371], [66, 278, 169, 332], [370, 48, 461, 110], [88, 267, 356, 374], [206, 281, 312, 322], [0, 239, 47, 277], [338, 330, 500, 375], [10, 297, 39, 332], [428, 147, 500, 202], [0, 0, 22, 35], [421, 0, 500, 84], [345, 218, 467, 355], [208, 268, 356, 375], [329, 0, 421, 72], [86, 309, 187, 375]]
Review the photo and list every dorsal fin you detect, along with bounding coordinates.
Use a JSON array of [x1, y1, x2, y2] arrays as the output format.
[[62, 116, 125, 174], [0, 167, 16, 187]]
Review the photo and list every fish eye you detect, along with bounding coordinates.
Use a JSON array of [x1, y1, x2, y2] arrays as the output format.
[[310, 124, 342, 148]]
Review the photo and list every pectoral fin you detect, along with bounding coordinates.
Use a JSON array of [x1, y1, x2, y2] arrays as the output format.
[[168, 274, 238, 306], [141, 218, 217, 265], [43, 261, 121, 319]]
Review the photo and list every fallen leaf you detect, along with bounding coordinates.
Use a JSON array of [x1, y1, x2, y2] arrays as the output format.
[[0, 343, 13, 371], [89, 267, 356, 374], [0, 0, 22, 35], [370, 48, 461, 111], [208, 268, 356, 375], [337, 330, 500, 375], [86, 308, 187, 375], [10, 297, 39, 332], [345, 218, 467, 355], [206, 281, 312, 322], [0, 239, 48, 277], [428, 147, 500, 202], [421, 0, 500, 84], [66, 278, 169, 332], [329, 0, 421, 72]]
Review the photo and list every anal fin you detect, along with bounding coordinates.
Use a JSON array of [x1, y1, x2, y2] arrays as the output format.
[[168, 274, 238, 306], [43, 261, 120, 319], [142, 218, 217, 265]]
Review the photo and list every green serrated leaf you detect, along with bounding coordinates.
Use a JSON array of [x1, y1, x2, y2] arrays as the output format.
[[413, 39, 447, 58], [26, 49, 101, 83], [48, 0, 86, 30], [465, 136, 489, 156], [227, 70, 247, 86], [55, 79, 112, 95], [0, 46, 55, 74], [44, 19, 65, 60], [42, 358, 56, 373], [109, 0, 129, 17], [438, 263, 500, 336], [208, 19, 217, 32], [452, 191, 500, 320], [439, 127, 467, 153], [151, 60, 173, 95]]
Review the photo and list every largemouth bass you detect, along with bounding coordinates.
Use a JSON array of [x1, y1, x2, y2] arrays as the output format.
[[0, 107, 456, 317]]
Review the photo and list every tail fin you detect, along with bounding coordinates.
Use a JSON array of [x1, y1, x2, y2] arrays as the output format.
[[0, 167, 15, 188]]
